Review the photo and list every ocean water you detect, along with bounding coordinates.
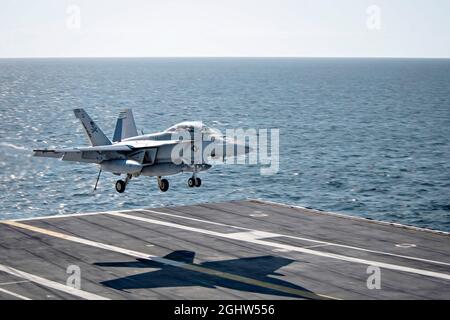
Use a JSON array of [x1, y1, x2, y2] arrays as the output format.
[[0, 58, 449, 231]]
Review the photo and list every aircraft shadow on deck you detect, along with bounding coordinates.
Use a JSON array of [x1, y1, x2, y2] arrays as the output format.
[[94, 250, 317, 299]]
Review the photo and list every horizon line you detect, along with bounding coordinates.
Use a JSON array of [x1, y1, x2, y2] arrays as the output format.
[[0, 56, 449, 60]]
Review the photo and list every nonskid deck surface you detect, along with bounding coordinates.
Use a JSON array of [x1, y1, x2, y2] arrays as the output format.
[[0, 199, 449, 300]]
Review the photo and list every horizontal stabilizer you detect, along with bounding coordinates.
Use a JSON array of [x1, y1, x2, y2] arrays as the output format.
[[33, 148, 108, 163], [33, 149, 64, 158]]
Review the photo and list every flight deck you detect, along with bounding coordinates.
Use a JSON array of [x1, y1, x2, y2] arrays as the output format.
[[0, 199, 449, 300]]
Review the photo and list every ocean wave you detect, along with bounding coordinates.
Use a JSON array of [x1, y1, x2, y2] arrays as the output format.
[[0, 142, 28, 151]]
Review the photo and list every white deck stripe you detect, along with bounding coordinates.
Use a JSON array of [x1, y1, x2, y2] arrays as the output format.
[[108, 211, 450, 281], [0, 264, 109, 300], [0, 287, 31, 300], [139, 209, 450, 267], [0, 280, 29, 286], [139, 209, 249, 230]]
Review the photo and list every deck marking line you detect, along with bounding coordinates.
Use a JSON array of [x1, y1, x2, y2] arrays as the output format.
[[226, 230, 280, 240], [0, 263, 108, 300], [107, 212, 450, 281], [303, 244, 331, 249], [0, 280, 30, 286], [0, 287, 31, 300], [139, 209, 450, 267], [139, 209, 249, 230], [1, 220, 336, 300]]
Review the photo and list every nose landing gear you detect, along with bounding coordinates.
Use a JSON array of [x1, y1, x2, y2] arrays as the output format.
[[157, 176, 169, 192], [115, 180, 126, 193]]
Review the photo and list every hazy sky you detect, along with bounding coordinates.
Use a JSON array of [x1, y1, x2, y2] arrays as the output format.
[[1, 0, 449, 58]]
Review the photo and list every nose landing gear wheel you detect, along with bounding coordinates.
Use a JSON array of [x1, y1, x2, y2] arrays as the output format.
[[159, 178, 169, 192], [115, 180, 126, 193], [195, 177, 201, 187]]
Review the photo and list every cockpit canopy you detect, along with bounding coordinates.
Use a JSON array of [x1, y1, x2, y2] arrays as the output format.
[[165, 121, 203, 133], [165, 121, 222, 137]]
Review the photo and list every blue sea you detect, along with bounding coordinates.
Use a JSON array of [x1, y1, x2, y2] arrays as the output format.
[[0, 58, 449, 231]]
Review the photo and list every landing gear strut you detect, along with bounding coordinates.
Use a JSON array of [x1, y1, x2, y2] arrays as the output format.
[[157, 176, 169, 192], [115, 174, 132, 193], [93, 168, 102, 191]]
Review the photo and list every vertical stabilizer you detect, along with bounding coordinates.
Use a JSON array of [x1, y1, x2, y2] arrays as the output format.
[[73, 109, 112, 146], [112, 109, 139, 142]]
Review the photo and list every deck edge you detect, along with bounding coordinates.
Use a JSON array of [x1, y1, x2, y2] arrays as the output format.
[[250, 198, 450, 236], [3, 198, 449, 236]]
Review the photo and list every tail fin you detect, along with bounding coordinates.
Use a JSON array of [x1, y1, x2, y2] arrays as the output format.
[[112, 109, 139, 142], [73, 108, 111, 146]]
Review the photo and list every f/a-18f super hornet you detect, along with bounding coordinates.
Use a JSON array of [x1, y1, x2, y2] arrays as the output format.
[[34, 109, 250, 193]]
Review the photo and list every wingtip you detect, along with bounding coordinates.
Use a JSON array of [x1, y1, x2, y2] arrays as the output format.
[[73, 108, 84, 116]]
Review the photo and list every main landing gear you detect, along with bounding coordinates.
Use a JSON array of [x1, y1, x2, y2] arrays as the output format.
[[115, 174, 131, 193], [157, 176, 169, 192], [188, 176, 201, 188]]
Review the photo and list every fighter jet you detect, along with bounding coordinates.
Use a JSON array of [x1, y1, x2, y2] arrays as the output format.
[[33, 109, 249, 193]]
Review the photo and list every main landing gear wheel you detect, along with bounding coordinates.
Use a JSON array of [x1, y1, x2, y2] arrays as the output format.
[[159, 178, 169, 192], [188, 177, 202, 188], [115, 180, 126, 193]]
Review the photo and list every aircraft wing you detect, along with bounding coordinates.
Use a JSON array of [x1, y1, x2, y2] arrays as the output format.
[[33, 148, 125, 163], [33, 140, 185, 164]]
